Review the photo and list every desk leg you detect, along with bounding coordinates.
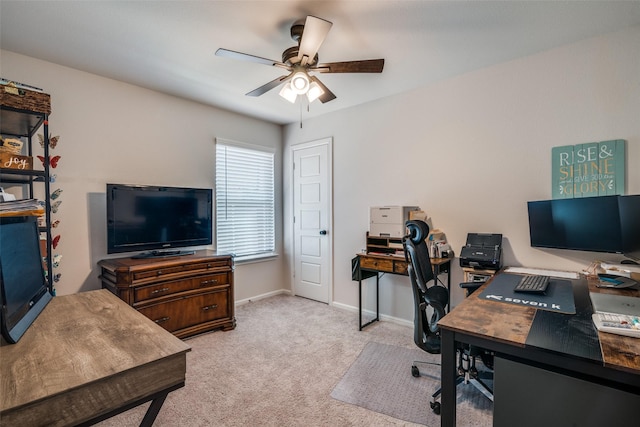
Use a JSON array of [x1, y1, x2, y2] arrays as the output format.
[[358, 273, 380, 331], [446, 264, 451, 313], [359, 274, 363, 330], [140, 392, 169, 427], [441, 329, 456, 427], [376, 272, 379, 322]]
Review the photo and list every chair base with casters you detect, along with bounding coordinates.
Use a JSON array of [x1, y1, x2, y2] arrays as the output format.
[[411, 279, 495, 415], [411, 344, 494, 415]]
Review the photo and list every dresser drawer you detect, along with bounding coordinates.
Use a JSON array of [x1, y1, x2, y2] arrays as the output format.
[[195, 272, 229, 288], [132, 260, 230, 282], [134, 272, 230, 303], [138, 289, 230, 333], [360, 257, 394, 272]]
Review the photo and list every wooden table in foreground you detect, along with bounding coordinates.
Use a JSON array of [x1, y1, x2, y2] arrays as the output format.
[[0, 289, 191, 426], [438, 274, 640, 427]]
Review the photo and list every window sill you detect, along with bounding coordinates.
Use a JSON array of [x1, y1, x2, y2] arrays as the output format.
[[233, 253, 279, 265]]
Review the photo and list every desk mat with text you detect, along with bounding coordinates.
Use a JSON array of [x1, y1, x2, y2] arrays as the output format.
[[478, 273, 576, 314]]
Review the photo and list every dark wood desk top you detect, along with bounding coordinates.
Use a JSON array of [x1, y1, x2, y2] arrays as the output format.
[[439, 274, 640, 375], [0, 289, 191, 425]]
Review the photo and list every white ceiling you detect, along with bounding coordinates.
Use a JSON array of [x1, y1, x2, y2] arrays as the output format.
[[2, 1, 640, 125]]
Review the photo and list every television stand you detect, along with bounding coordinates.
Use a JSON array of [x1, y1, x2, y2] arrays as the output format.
[[132, 249, 196, 259]]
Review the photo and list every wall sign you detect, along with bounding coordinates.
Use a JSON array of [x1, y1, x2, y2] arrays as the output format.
[[551, 140, 625, 199]]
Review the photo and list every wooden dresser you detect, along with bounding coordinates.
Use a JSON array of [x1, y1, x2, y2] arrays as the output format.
[[99, 251, 235, 339]]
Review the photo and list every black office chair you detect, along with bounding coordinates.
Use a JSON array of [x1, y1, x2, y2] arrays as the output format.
[[403, 220, 449, 414], [403, 220, 493, 415]]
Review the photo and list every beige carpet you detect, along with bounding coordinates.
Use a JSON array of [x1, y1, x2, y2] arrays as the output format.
[[97, 294, 492, 426]]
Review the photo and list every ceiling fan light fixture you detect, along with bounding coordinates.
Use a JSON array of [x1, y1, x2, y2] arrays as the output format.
[[306, 81, 324, 103], [291, 71, 310, 94], [279, 84, 298, 103]]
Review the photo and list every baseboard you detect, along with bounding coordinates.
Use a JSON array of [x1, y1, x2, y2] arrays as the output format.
[[235, 289, 292, 306], [237, 293, 412, 329], [331, 301, 412, 329]]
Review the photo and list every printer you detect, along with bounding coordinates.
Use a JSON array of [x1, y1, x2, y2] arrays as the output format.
[[459, 233, 503, 270], [369, 206, 420, 238]]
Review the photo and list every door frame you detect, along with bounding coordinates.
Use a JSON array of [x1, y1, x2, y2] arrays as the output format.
[[290, 137, 333, 304]]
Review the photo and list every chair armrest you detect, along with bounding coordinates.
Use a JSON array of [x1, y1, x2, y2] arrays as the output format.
[[459, 281, 484, 295]]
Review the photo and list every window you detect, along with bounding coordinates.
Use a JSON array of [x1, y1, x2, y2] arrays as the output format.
[[215, 139, 275, 260]]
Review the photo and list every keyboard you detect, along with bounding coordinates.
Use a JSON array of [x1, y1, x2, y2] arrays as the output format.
[[514, 275, 550, 294], [592, 312, 640, 339]]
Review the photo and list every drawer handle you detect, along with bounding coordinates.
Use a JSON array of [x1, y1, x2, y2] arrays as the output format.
[[156, 270, 163, 276], [154, 316, 170, 324], [200, 279, 218, 286], [202, 304, 218, 311], [151, 287, 170, 294]]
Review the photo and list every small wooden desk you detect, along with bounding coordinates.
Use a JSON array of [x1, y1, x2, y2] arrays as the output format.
[[355, 253, 451, 330], [438, 274, 640, 427], [0, 289, 191, 426]]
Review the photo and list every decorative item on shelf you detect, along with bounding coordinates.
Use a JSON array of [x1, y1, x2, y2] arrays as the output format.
[[36, 155, 61, 168], [52, 254, 62, 268], [0, 187, 16, 202], [51, 200, 62, 213], [0, 199, 44, 217], [0, 151, 32, 170], [37, 133, 59, 149], [51, 188, 62, 199], [0, 79, 51, 114], [0, 136, 24, 154], [52, 234, 61, 250], [43, 270, 61, 285]]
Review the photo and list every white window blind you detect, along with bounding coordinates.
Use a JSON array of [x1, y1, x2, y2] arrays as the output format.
[[215, 140, 275, 259]]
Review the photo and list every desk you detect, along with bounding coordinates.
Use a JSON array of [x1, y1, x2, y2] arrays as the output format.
[[438, 274, 640, 427], [0, 289, 191, 426], [355, 253, 451, 330]]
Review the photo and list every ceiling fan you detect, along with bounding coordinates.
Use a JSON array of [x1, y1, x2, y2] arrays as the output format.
[[215, 16, 384, 104]]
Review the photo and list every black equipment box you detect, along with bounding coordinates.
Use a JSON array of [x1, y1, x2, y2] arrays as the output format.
[[460, 233, 503, 270]]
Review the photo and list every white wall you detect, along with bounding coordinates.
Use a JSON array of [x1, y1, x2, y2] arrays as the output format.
[[283, 26, 640, 321], [1, 50, 287, 300]]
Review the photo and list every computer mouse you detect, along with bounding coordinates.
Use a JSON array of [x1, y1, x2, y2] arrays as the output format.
[[620, 259, 639, 265]]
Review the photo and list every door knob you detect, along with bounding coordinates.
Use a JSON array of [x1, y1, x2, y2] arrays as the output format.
[[319, 230, 327, 235]]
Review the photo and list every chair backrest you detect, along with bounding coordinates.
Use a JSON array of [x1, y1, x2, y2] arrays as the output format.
[[403, 220, 448, 354], [403, 220, 434, 291]]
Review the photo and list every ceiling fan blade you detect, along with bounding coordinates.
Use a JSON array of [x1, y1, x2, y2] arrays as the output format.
[[246, 74, 292, 97], [314, 59, 385, 73], [310, 76, 336, 103], [216, 48, 288, 69], [297, 16, 333, 65]]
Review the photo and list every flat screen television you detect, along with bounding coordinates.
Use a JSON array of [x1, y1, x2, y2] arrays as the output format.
[[527, 195, 640, 257], [107, 184, 212, 258], [0, 216, 53, 343]]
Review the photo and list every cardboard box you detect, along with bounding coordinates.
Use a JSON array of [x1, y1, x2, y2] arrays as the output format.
[[0, 152, 32, 170]]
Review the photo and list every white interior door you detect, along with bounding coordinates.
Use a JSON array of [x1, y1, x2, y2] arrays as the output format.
[[292, 138, 332, 303]]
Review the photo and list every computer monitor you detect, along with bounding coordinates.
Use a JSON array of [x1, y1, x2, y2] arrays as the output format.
[[0, 216, 53, 343], [619, 195, 640, 262]]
